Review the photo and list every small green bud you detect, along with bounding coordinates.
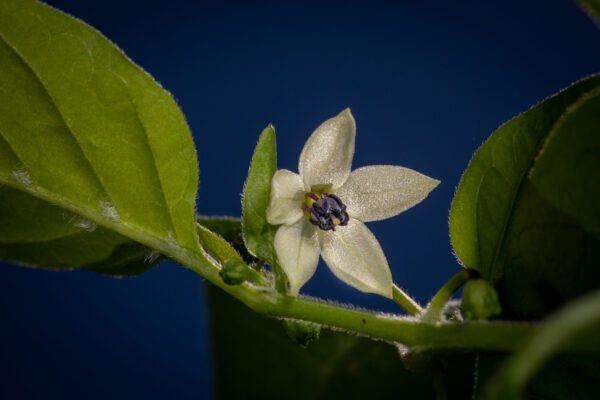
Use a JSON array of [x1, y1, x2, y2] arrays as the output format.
[[282, 319, 321, 348], [219, 259, 251, 285], [462, 279, 502, 320]]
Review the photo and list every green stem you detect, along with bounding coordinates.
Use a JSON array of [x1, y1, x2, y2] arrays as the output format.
[[393, 284, 423, 315], [422, 269, 476, 322], [9, 178, 595, 353], [144, 243, 600, 353], [175, 246, 600, 352]]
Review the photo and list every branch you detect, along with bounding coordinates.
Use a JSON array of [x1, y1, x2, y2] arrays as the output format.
[[170, 245, 600, 353]]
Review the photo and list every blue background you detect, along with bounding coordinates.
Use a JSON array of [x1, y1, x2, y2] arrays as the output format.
[[2, 1, 600, 398]]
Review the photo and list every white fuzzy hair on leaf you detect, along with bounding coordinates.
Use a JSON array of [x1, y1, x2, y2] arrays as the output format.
[[12, 165, 33, 189], [99, 200, 119, 221]]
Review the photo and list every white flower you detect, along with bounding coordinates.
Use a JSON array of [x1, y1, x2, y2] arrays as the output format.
[[266, 109, 439, 298]]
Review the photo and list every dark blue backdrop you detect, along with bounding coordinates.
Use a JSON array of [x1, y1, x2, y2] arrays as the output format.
[[2, 1, 599, 398]]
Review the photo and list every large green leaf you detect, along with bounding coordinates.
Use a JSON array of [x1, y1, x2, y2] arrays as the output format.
[[0, 0, 200, 273], [495, 182, 600, 318], [242, 125, 278, 264], [449, 75, 600, 318], [208, 283, 476, 400], [530, 90, 600, 239]]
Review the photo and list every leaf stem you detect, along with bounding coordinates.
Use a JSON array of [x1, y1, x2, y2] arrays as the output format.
[[392, 284, 423, 315], [421, 269, 477, 322]]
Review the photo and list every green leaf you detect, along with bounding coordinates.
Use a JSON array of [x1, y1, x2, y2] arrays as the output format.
[[207, 283, 476, 400], [449, 74, 600, 318], [578, 0, 600, 27], [498, 182, 600, 318], [494, 90, 600, 399], [530, 90, 600, 239], [0, 185, 163, 275], [197, 216, 257, 264], [0, 0, 201, 273], [242, 125, 278, 264], [196, 222, 242, 265]]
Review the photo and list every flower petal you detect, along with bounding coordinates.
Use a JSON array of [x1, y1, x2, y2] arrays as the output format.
[[274, 219, 321, 296], [266, 169, 305, 226], [319, 218, 393, 298], [298, 109, 356, 190], [336, 165, 440, 222]]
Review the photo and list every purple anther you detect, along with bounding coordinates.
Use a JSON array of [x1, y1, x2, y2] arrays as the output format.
[[306, 192, 349, 231], [308, 192, 319, 201]]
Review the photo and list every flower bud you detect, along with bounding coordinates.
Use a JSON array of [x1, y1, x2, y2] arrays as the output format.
[[219, 259, 251, 285], [282, 319, 321, 348], [461, 279, 502, 320]]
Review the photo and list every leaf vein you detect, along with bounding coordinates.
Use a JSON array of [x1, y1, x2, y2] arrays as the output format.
[[0, 31, 112, 212]]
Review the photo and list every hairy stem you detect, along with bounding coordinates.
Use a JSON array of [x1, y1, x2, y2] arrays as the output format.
[[392, 284, 423, 315], [8, 178, 595, 353], [5, 180, 597, 354], [174, 246, 600, 352]]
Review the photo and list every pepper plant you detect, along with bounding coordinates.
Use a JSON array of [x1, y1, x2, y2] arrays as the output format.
[[1, 0, 600, 399]]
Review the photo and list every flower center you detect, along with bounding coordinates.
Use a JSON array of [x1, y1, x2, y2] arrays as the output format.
[[303, 191, 349, 231]]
